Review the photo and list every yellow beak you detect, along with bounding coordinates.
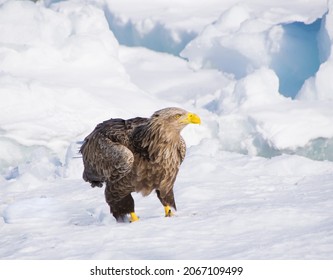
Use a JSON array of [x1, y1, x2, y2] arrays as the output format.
[[186, 112, 201, 124]]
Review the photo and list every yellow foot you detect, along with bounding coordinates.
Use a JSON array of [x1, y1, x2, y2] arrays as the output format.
[[164, 206, 174, 217], [129, 212, 139, 223]]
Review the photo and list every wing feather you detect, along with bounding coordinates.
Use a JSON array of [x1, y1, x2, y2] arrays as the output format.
[[80, 117, 148, 186]]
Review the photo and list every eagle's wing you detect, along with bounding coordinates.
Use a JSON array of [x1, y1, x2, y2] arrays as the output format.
[[80, 117, 147, 186]]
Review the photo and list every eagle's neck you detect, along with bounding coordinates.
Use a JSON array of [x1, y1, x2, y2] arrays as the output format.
[[148, 120, 181, 143], [136, 121, 181, 161]]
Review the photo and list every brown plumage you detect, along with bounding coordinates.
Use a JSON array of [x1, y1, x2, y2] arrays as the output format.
[[80, 107, 201, 222]]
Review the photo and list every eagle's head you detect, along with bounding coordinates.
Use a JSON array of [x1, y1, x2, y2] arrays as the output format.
[[151, 107, 201, 131]]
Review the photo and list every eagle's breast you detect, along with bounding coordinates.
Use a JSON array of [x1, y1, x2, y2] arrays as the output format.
[[130, 130, 182, 196]]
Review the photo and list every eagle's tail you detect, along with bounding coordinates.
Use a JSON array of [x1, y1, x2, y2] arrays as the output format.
[[82, 168, 104, 188]]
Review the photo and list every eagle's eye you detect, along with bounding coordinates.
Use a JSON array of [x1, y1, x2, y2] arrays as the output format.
[[174, 114, 182, 119]]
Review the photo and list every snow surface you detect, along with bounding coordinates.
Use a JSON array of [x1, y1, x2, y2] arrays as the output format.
[[0, 0, 333, 259]]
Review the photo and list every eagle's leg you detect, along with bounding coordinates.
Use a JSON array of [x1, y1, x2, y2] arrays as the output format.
[[111, 193, 138, 222], [156, 190, 176, 217], [164, 205, 173, 217], [129, 212, 139, 222], [105, 183, 139, 222]]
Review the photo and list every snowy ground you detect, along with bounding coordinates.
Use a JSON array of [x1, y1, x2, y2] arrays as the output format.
[[1, 0, 333, 259]]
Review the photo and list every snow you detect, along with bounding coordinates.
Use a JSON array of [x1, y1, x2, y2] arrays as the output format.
[[1, 0, 333, 260]]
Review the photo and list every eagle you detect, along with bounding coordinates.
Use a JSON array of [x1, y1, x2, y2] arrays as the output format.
[[80, 107, 201, 222]]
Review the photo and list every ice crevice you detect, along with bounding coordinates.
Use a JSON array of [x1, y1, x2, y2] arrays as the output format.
[[103, 7, 196, 56], [271, 17, 329, 99]]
